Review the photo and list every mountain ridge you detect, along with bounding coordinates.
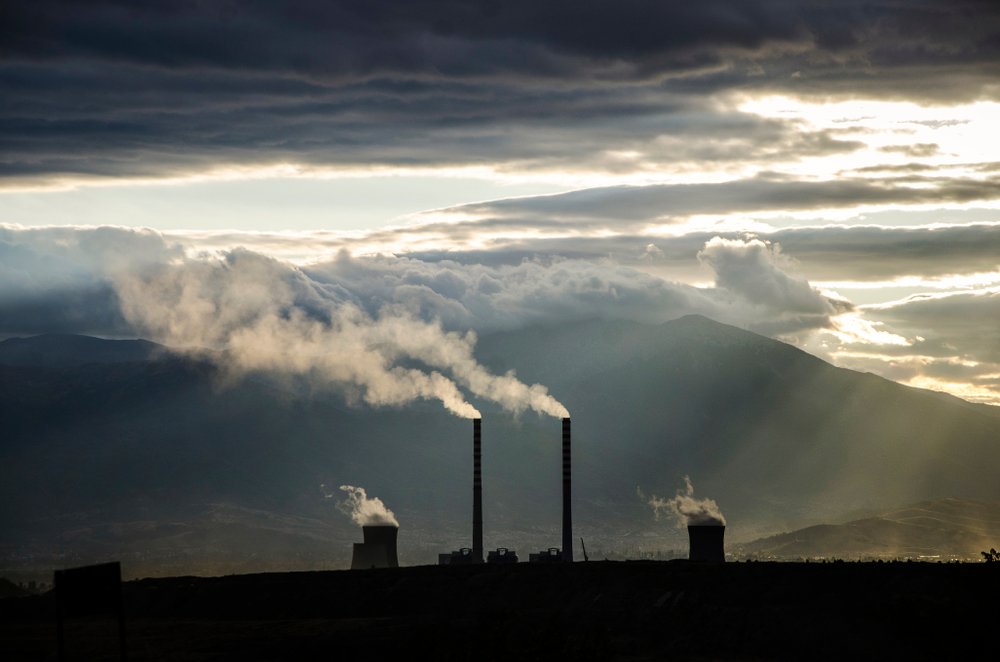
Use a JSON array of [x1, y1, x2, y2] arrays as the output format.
[[736, 496, 1000, 559], [3, 314, 1000, 571], [0, 333, 173, 367], [3, 315, 996, 418]]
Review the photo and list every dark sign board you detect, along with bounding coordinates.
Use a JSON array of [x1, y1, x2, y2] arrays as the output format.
[[55, 561, 122, 618], [55, 561, 126, 661]]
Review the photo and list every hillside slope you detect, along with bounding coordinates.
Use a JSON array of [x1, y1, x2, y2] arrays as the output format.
[[736, 497, 1000, 559], [473, 315, 1000, 523], [0, 333, 170, 367], [3, 315, 1000, 569]]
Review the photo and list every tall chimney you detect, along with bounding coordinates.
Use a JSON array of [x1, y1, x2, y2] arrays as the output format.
[[562, 417, 573, 562], [473, 417, 484, 564]]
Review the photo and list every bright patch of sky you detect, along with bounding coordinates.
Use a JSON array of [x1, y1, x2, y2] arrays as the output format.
[[1, 175, 567, 232], [5, 96, 999, 237], [737, 96, 1000, 178]]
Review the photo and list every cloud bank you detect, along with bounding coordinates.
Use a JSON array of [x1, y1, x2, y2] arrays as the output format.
[[4, 1, 1000, 187], [2, 213, 1000, 404], [0, 221, 880, 410]]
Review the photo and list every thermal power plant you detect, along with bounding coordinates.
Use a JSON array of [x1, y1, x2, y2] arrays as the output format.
[[562, 417, 572, 562], [351, 525, 399, 569], [688, 525, 725, 562], [441, 416, 569, 566]]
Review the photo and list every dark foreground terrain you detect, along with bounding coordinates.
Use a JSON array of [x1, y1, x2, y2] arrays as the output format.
[[2, 560, 996, 661]]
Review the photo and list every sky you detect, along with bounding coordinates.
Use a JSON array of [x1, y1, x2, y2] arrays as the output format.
[[3, 0, 1000, 406]]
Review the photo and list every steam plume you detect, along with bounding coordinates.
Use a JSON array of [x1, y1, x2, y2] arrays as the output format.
[[640, 476, 726, 527], [110, 248, 568, 419], [334, 485, 398, 527]]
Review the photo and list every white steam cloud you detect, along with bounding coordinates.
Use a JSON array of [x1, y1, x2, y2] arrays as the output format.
[[639, 476, 726, 527], [110, 248, 567, 419], [334, 485, 399, 527]]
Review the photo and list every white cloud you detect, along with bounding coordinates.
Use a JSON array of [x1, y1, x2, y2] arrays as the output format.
[[3, 221, 1000, 405]]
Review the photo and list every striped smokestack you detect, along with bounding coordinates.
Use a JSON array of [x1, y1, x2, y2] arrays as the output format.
[[473, 417, 484, 564], [562, 417, 573, 562]]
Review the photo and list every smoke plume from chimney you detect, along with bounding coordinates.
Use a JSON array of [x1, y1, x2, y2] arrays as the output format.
[[111, 250, 568, 420], [640, 476, 726, 527], [334, 485, 399, 527]]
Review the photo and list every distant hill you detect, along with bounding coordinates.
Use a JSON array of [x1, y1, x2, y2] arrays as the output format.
[[735, 497, 1000, 559], [0, 578, 31, 598], [472, 315, 1000, 526], [3, 315, 1000, 572], [0, 334, 172, 367]]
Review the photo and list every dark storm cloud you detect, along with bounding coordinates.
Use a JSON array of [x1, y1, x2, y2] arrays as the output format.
[[3, 0, 1000, 183], [449, 173, 1000, 223], [0, 1, 822, 80], [0, 63, 859, 183], [6, 1, 999, 85], [868, 290, 1000, 363], [759, 223, 1000, 282]]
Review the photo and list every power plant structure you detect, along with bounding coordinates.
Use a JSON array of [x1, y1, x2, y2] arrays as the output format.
[[441, 418, 489, 565], [439, 548, 474, 565], [473, 417, 483, 563], [440, 416, 573, 565], [351, 525, 399, 569], [487, 548, 518, 563], [347, 413, 728, 568], [561, 417, 572, 562], [528, 548, 563, 563], [687, 525, 725, 562]]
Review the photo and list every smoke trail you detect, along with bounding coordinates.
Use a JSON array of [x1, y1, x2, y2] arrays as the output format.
[[110, 248, 568, 419], [367, 314, 569, 418], [334, 485, 399, 527], [639, 476, 726, 526]]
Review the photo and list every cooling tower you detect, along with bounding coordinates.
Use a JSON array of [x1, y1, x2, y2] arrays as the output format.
[[362, 525, 399, 567], [351, 543, 388, 569], [473, 417, 484, 564], [687, 525, 725, 562], [562, 417, 573, 562]]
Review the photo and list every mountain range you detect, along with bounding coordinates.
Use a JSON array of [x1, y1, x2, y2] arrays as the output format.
[[734, 497, 1000, 560], [2, 315, 1000, 575]]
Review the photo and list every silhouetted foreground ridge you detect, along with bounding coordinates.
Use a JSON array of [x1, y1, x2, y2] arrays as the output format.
[[3, 561, 996, 660]]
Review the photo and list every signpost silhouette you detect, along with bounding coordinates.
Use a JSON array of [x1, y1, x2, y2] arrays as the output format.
[[55, 561, 127, 661]]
